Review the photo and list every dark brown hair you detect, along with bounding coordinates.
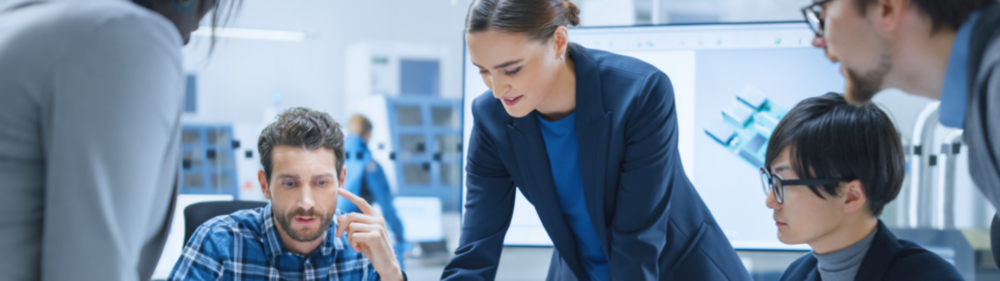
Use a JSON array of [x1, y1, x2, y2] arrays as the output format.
[[465, 0, 581, 41], [764, 93, 905, 216], [258, 107, 345, 181], [854, 0, 994, 32]]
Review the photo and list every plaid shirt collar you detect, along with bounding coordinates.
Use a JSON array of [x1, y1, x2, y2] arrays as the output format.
[[260, 203, 345, 260]]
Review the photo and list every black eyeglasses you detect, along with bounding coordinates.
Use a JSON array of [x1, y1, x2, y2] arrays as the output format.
[[801, 0, 835, 37], [759, 167, 848, 204]]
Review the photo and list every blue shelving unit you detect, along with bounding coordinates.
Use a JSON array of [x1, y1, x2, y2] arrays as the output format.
[[179, 125, 239, 199], [386, 96, 463, 212]]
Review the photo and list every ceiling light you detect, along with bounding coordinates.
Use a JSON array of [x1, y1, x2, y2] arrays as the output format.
[[192, 27, 306, 42]]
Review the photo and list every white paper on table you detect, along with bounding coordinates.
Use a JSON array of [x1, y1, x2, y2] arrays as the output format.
[[394, 197, 443, 243]]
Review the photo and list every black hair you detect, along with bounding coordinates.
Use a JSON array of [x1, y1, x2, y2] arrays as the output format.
[[764, 92, 905, 216], [465, 0, 581, 41], [854, 0, 994, 32]]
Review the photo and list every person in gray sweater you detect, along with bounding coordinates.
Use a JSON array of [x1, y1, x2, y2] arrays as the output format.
[[0, 0, 233, 280], [801, 0, 1000, 267]]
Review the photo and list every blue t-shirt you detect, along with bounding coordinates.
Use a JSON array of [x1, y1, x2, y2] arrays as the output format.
[[537, 112, 609, 281]]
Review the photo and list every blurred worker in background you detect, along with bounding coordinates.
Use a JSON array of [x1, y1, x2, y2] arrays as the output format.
[[0, 0, 236, 280], [341, 114, 409, 268]]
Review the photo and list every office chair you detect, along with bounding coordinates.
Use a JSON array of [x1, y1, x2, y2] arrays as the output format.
[[183, 201, 268, 245], [993, 213, 1000, 269]]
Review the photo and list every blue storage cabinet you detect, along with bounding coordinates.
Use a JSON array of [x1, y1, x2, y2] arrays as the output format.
[[179, 125, 239, 199], [386, 96, 463, 212]]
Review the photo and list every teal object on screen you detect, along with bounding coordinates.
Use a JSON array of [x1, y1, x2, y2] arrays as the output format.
[[704, 85, 788, 168]]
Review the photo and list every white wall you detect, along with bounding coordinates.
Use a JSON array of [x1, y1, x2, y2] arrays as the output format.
[[182, 0, 473, 127]]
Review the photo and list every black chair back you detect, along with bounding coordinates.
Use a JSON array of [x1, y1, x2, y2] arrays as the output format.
[[183, 201, 268, 245], [992, 213, 1000, 269]]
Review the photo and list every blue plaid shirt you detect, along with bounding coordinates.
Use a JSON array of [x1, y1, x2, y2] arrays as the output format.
[[168, 204, 393, 281]]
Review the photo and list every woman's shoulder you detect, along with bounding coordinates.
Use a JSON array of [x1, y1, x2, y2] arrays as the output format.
[[1, 0, 180, 64], [574, 45, 674, 112], [9, 1, 173, 37], [576, 45, 671, 102], [3, 1, 175, 55], [582, 46, 666, 82], [67, 1, 179, 43]]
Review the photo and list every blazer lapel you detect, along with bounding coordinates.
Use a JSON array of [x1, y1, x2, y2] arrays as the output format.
[[507, 115, 585, 278], [569, 43, 613, 257]]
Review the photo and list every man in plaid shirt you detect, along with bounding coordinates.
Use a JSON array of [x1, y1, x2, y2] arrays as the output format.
[[169, 108, 406, 281]]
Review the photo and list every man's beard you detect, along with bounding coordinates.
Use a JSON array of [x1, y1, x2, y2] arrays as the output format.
[[275, 208, 333, 242], [844, 50, 892, 104]]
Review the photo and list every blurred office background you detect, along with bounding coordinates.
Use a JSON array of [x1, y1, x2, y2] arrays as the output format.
[[3, 0, 985, 280]]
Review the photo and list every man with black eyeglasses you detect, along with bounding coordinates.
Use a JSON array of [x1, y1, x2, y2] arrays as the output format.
[[762, 93, 962, 281]]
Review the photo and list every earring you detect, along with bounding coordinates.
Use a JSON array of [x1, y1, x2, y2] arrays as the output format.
[[174, 0, 196, 13], [559, 54, 565, 60]]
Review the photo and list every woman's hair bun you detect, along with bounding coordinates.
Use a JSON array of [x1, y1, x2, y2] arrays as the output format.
[[466, 0, 583, 40], [564, 0, 580, 26]]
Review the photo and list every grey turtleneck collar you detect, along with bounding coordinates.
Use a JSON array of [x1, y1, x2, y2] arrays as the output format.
[[812, 228, 878, 281]]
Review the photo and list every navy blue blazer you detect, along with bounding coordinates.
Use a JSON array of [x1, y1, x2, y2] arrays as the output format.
[[442, 43, 751, 281], [780, 220, 963, 281]]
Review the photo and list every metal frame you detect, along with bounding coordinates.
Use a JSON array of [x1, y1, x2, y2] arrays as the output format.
[[940, 130, 964, 229], [907, 102, 940, 228]]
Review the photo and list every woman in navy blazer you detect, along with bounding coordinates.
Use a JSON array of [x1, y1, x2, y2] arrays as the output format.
[[441, 1, 750, 280]]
